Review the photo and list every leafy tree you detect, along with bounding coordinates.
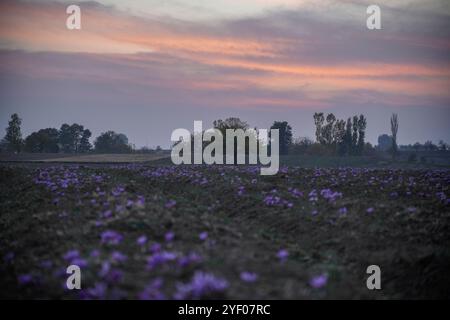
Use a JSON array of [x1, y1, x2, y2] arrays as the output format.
[[94, 131, 132, 153], [313, 113, 325, 144], [357, 115, 367, 155], [378, 134, 393, 151], [270, 121, 292, 155], [24, 128, 59, 153], [333, 119, 346, 155], [213, 117, 249, 134], [79, 129, 92, 153], [390, 114, 399, 158], [213, 117, 256, 161], [322, 113, 336, 145], [343, 118, 353, 155], [59, 123, 90, 153], [352, 115, 358, 154], [4, 113, 23, 153], [59, 124, 73, 153]]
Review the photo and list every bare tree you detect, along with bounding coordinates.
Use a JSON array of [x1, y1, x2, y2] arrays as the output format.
[[390, 113, 399, 158]]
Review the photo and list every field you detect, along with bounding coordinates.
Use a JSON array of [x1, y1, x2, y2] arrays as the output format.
[[0, 160, 449, 299]]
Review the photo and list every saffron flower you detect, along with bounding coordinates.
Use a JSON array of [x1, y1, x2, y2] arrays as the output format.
[[165, 231, 175, 242], [178, 252, 202, 267], [63, 250, 79, 261], [174, 271, 228, 299], [165, 199, 177, 209], [240, 272, 258, 283], [309, 274, 328, 288], [277, 249, 289, 262], [101, 230, 123, 245], [199, 232, 208, 241], [111, 251, 128, 263], [137, 235, 147, 246], [139, 278, 165, 300], [147, 251, 177, 269]]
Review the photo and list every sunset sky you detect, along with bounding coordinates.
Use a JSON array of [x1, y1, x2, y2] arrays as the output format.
[[0, 0, 449, 147]]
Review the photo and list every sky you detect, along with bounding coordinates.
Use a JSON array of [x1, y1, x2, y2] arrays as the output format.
[[0, 0, 449, 148]]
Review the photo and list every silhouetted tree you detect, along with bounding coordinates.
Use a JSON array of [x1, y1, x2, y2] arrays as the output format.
[[270, 121, 292, 155], [378, 134, 393, 151], [313, 113, 325, 144], [94, 131, 132, 153], [390, 114, 399, 158], [213, 117, 256, 161], [322, 113, 336, 145], [213, 117, 249, 133], [24, 128, 59, 153], [343, 118, 352, 155], [333, 119, 346, 155], [79, 129, 92, 153], [4, 113, 23, 153], [59, 123, 90, 153], [351, 115, 358, 154], [357, 115, 367, 155]]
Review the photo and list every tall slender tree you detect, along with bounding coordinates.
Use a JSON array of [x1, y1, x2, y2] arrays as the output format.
[[343, 118, 352, 155], [390, 113, 399, 158], [4, 113, 23, 153], [352, 115, 359, 154], [357, 115, 367, 155], [313, 113, 325, 144]]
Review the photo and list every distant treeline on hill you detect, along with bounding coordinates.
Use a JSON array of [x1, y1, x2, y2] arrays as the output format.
[[1, 113, 448, 156]]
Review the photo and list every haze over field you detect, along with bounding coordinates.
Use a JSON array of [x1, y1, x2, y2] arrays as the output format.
[[0, 0, 449, 147]]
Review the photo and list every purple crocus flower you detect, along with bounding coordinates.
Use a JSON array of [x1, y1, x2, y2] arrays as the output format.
[[165, 231, 175, 242], [84, 282, 107, 299], [18, 274, 33, 286], [147, 251, 177, 269], [137, 235, 147, 246], [240, 272, 258, 283], [101, 230, 123, 245], [309, 274, 328, 288], [71, 258, 88, 268], [165, 200, 177, 209], [90, 249, 100, 258], [136, 196, 145, 207], [111, 251, 128, 263], [63, 250, 80, 261], [138, 278, 165, 300], [150, 243, 162, 253], [366, 207, 375, 214], [277, 249, 289, 262], [178, 252, 202, 267], [174, 271, 228, 299], [199, 232, 208, 241], [102, 210, 112, 218]]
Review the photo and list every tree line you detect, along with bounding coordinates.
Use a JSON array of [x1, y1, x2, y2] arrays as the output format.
[[1, 112, 447, 156], [0, 114, 132, 153]]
